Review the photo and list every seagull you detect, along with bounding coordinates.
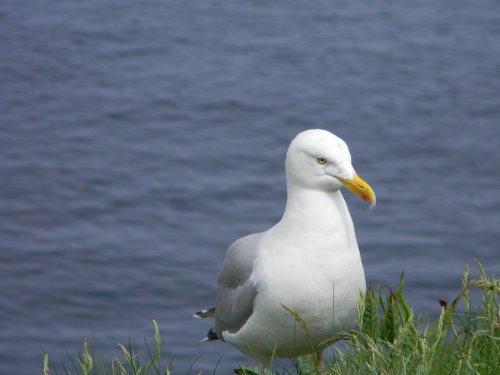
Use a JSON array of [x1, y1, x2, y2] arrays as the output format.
[[194, 129, 376, 372]]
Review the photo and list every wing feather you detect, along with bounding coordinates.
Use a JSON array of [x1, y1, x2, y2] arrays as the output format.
[[213, 232, 261, 338]]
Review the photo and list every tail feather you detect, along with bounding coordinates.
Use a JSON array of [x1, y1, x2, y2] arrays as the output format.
[[193, 307, 215, 319]]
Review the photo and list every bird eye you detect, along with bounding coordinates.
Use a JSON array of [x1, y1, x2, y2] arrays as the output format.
[[316, 157, 327, 165]]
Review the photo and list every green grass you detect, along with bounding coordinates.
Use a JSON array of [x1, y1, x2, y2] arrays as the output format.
[[43, 321, 174, 375], [44, 261, 499, 374], [325, 260, 499, 375]]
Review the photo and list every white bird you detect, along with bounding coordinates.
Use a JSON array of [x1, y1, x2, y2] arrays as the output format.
[[194, 129, 376, 372]]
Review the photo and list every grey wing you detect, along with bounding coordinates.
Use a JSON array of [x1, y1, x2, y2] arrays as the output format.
[[213, 232, 261, 338]]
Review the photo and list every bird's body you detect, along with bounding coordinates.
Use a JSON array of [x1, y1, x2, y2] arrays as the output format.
[[221, 189, 365, 361], [195, 129, 376, 369]]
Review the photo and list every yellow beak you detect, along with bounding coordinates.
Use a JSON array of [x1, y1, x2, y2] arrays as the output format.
[[338, 174, 376, 208]]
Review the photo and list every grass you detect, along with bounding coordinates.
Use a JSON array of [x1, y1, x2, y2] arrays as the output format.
[[324, 260, 499, 375], [43, 321, 173, 375], [43, 261, 499, 374]]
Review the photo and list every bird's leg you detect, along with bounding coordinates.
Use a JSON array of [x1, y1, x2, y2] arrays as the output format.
[[316, 350, 325, 374]]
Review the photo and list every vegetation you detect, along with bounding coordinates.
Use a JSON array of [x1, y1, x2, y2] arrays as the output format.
[[44, 261, 499, 374], [43, 321, 173, 375], [303, 261, 499, 375]]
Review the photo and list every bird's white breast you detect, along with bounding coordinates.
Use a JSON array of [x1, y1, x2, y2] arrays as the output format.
[[255, 228, 365, 338]]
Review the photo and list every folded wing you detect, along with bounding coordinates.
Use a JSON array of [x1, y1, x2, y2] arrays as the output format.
[[213, 233, 261, 339]]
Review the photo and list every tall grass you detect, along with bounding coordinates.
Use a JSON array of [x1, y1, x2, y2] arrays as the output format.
[[324, 260, 499, 375], [294, 261, 499, 375], [44, 262, 499, 374], [43, 321, 173, 375]]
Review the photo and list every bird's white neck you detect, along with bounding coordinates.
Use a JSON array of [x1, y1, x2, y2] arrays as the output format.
[[278, 186, 357, 250]]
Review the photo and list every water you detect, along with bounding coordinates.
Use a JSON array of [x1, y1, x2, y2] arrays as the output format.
[[1, 0, 499, 373]]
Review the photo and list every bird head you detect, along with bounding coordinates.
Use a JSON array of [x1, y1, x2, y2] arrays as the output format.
[[285, 129, 376, 207]]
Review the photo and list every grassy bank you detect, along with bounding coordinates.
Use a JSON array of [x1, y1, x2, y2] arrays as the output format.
[[43, 262, 499, 374]]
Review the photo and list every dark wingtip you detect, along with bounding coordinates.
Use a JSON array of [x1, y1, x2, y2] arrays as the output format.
[[200, 328, 219, 342], [193, 307, 216, 319]]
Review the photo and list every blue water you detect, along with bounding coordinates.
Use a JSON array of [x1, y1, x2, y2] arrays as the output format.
[[1, 1, 499, 373]]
